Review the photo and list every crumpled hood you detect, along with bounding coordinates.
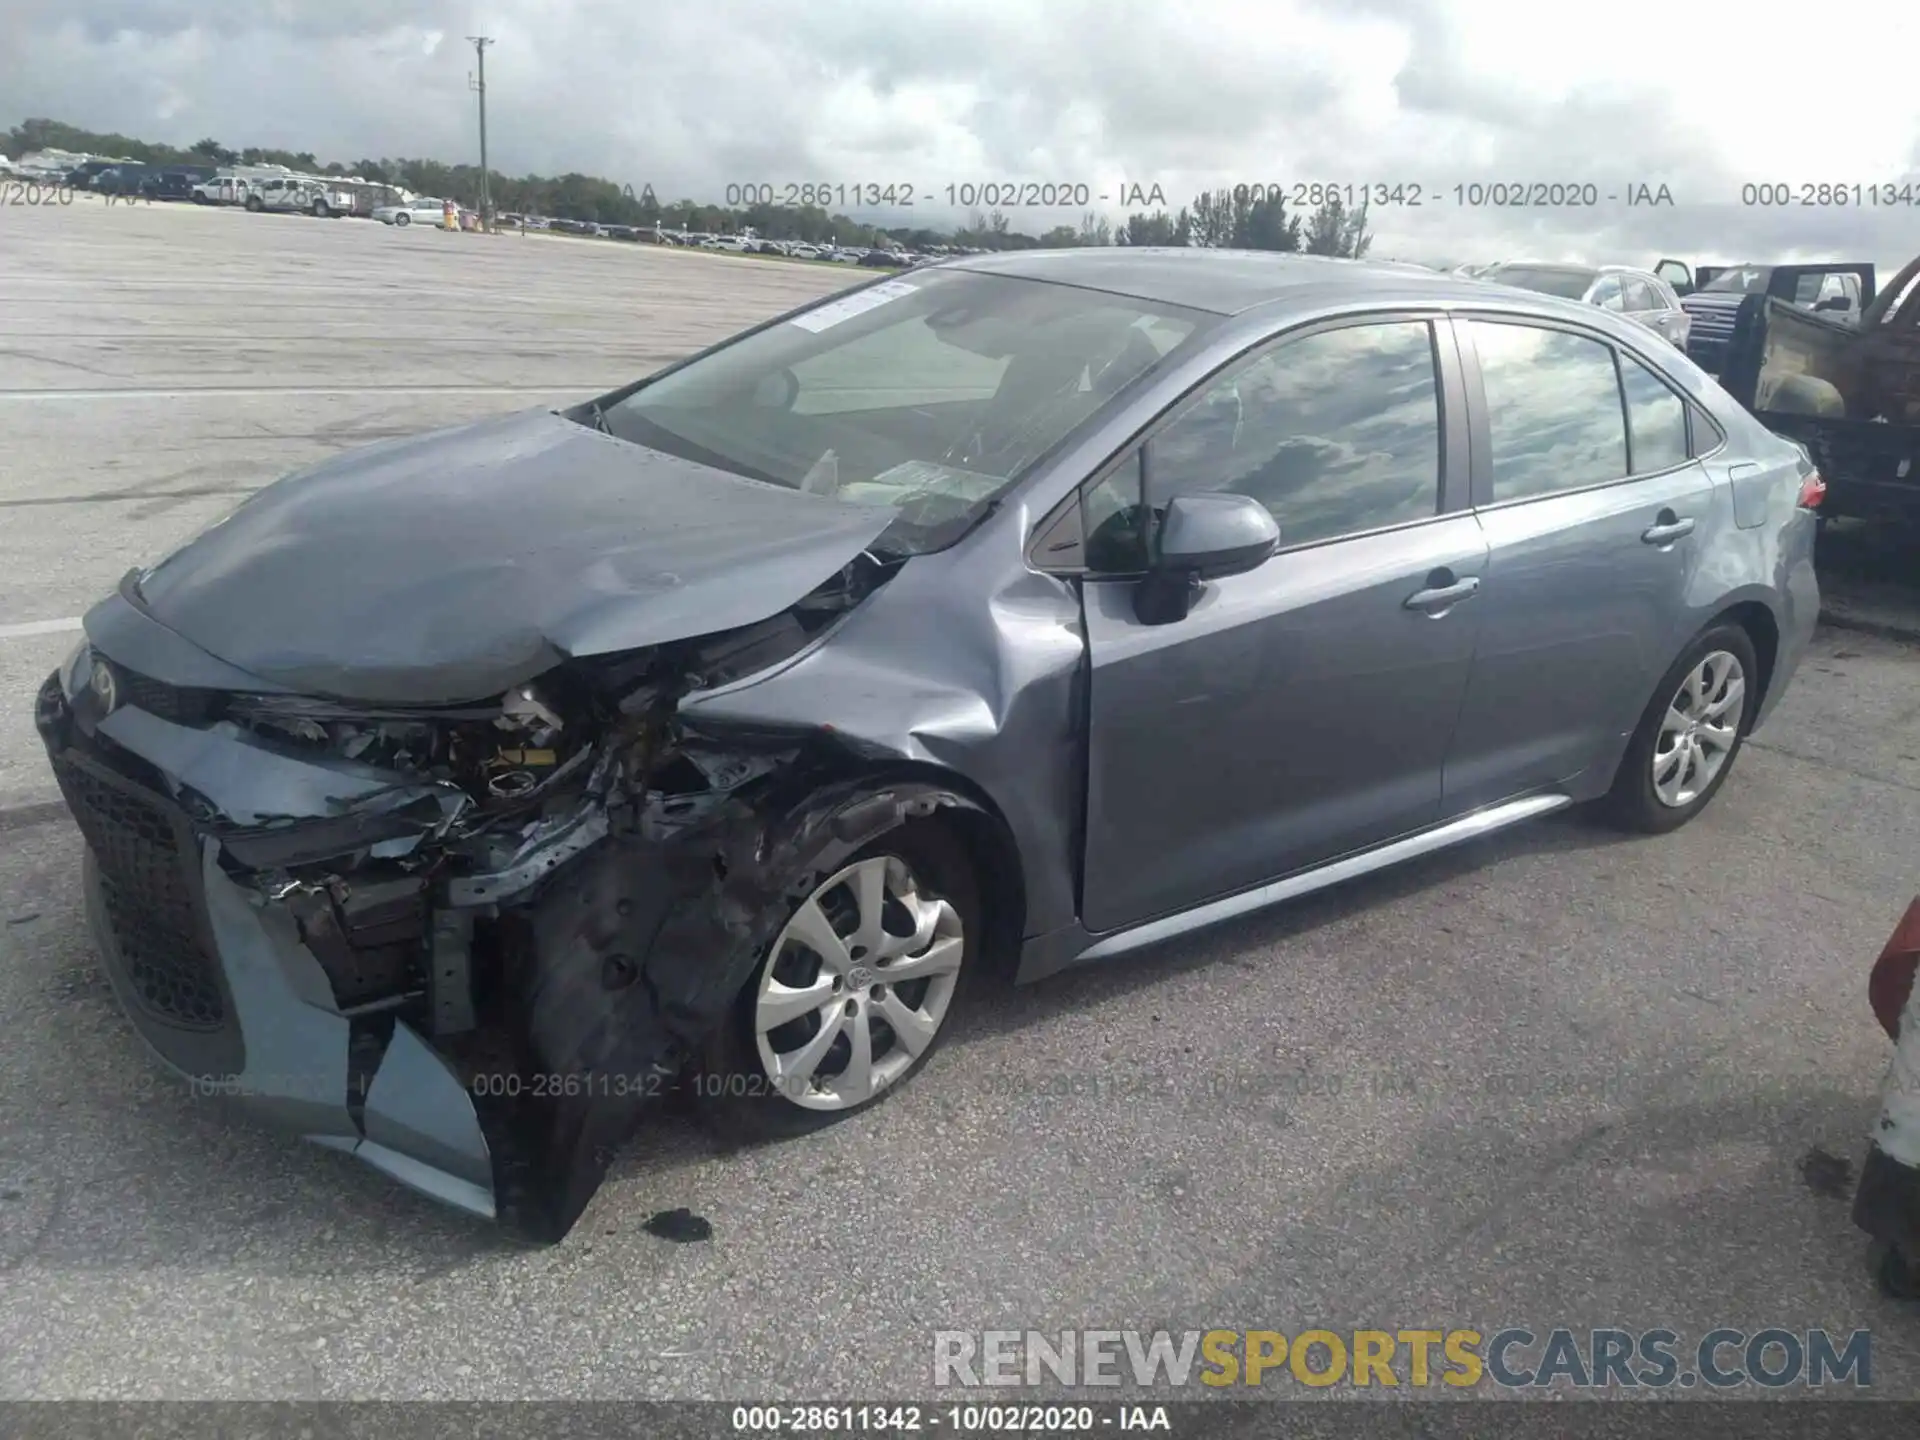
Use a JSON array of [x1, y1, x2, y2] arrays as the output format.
[[129, 408, 895, 703]]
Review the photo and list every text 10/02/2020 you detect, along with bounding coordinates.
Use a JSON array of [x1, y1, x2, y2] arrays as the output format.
[[714, 180, 1679, 210]]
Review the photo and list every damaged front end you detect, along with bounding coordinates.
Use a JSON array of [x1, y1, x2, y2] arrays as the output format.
[[35, 557, 915, 1241]]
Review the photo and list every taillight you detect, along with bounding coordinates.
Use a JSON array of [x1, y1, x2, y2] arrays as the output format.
[[1797, 470, 1827, 509], [1868, 897, 1920, 1039]]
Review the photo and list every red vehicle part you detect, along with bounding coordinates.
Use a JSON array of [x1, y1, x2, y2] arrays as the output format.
[[1868, 896, 1920, 1039], [1855, 896, 1920, 1298]]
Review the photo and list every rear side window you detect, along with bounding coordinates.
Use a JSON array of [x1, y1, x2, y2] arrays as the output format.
[[1619, 353, 1690, 474], [1590, 276, 1627, 311], [1622, 277, 1659, 311], [1471, 321, 1628, 502]]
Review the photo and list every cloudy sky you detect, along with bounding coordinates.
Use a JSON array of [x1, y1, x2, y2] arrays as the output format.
[[5, 0, 1918, 267]]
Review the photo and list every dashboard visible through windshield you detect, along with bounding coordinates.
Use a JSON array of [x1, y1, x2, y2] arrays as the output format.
[[589, 268, 1213, 556]]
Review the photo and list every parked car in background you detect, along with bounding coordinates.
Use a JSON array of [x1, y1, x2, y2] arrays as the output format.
[[90, 164, 154, 197], [63, 160, 126, 189], [140, 167, 219, 201], [36, 251, 1820, 1241], [190, 176, 253, 206], [1668, 262, 1874, 375], [245, 176, 354, 217], [1477, 263, 1691, 350], [373, 198, 453, 226]]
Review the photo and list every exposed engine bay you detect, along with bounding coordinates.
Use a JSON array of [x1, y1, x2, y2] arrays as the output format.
[[44, 550, 989, 1242]]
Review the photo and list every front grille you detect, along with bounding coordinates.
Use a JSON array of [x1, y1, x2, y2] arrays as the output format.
[[51, 754, 227, 1030], [1683, 306, 1738, 339]]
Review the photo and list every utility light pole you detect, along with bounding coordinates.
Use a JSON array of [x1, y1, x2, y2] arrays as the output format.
[[467, 35, 493, 230]]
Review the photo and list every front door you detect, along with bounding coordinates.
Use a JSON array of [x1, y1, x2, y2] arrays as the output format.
[[1654, 258, 1694, 296], [1442, 316, 1721, 811], [1079, 315, 1487, 935]]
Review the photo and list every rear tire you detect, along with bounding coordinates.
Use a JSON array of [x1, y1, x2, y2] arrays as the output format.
[[395, 211, 411, 227], [1599, 622, 1758, 834], [244, 195, 263, 213], [690, 821, 979, 1144]]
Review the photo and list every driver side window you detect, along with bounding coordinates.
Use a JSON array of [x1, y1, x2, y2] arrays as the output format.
[[1142, 320, 1443, 553]]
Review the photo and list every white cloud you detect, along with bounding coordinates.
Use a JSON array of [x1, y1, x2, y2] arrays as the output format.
[[2, 0, 1916, 267]]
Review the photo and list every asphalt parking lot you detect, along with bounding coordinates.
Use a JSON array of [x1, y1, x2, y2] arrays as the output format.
[[1, 200, 1918, 1401]]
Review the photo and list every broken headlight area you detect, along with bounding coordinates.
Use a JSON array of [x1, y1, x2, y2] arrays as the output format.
[[166, 578, 886, 1240]]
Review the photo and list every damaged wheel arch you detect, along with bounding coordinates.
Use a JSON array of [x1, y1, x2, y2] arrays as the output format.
[[509, 768, 1020, 1238]]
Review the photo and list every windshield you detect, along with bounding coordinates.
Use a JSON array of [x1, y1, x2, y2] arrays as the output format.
[[594, 268, 1213, 555], [1485, 266, 1597, 299], [1701, 266, 1771, 295]]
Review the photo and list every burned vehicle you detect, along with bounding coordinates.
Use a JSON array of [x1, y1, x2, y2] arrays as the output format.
[[1719, 252, 1920, 525], [38, 252, 1821, 1239]]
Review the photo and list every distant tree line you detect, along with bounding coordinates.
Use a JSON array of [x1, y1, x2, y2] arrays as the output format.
[[3, 117, 1372, 257]]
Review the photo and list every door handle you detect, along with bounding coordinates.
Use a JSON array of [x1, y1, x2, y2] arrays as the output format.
[[1403, 576, 1481, 612], [1641, 516, 1696, 545]]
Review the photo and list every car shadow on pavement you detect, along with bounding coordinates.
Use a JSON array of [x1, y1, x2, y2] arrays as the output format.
[[949, 808, 1638, 1048], [0, 807, 1634, 1268], [1169, 1082, 1920, 1371]]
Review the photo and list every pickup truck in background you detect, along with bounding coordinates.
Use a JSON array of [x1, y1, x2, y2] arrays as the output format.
[[1718, 252, 1920, 526], [245, 176, 355, 217], [191, 175, 253, 206], [1653, 259, 1875, 375]]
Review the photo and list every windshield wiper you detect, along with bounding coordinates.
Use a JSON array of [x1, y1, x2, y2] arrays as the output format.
[[586, 401, 613, 435]]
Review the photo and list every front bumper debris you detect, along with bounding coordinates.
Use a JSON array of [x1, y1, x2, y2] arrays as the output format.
[[33, 653, 678, 1241], [35, 610, 979, 1241]]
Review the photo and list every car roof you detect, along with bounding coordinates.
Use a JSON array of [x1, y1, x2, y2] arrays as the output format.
[[939, 247, 1495, 316], [1485, 261, 1599, 278]]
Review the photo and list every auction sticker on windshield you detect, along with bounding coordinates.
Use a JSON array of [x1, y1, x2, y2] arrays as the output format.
[[789, 279, 920, 333]]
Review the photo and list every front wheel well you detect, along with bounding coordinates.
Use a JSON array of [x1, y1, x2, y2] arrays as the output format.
[[808, 761, 1027, 981], [1706, 601, 1779, 730]]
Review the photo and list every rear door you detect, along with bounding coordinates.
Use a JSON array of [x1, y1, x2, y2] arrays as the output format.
[[1621, 274, 1681, 345], [1442, 316, 1722, 811], [1077, 313, 1486, 933]]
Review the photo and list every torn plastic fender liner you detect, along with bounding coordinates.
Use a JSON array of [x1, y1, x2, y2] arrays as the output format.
[[496, 772, 991, 1243]]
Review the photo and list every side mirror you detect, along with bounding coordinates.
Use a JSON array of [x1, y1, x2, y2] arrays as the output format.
[[1814, 295, 1850, 312], [1133, 492, 1280, 625]]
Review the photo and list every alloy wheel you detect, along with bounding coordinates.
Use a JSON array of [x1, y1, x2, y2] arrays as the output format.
[[1651, 649, 1746, 808], [753, 854, 964, 1111]]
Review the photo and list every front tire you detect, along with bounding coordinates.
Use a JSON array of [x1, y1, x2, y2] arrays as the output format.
[[243, 195, 263, 212], [1600, 623, 1758, 834], [395, 211, 411, 227], [691, 821, 978, 1143]]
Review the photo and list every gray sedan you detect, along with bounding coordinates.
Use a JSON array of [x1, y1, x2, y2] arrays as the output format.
[[35, 250, 1821, 1240], [1477, 262, 1693, 349]]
